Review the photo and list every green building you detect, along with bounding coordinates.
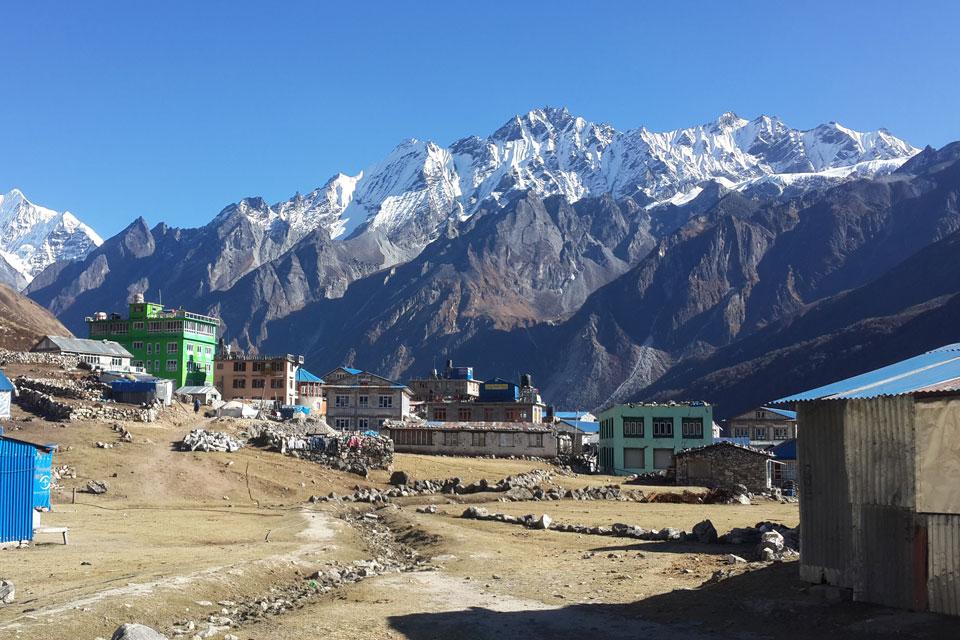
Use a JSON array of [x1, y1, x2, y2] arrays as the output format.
[[597, 402, 713, 475], [87, 296, 219, 387]]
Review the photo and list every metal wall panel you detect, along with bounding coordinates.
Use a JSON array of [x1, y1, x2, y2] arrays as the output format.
[[798, 400, 854, 587], [852, 504, 926, 610], [844, 396, 916, 509], [927, 514, 960, 616], [0, 438, 36, 543]]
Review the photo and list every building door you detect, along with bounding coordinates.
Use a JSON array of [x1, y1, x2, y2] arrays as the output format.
[[623, 447, 645, 470]]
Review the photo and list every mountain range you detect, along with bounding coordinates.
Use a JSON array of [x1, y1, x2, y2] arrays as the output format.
[[18, 107, 956, 417]]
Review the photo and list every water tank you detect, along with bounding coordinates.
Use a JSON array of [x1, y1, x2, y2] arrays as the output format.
[[95, 312, 108, 321], [520, 373, 532, 388]]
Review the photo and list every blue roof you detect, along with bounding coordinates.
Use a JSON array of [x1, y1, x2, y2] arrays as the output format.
[[774, 344, 960, 403], [296, 368, 324, 383], [555, 411, 592, 420], [343, 367, 362, 375], [559, 419, 599, 433], [772, 439, 797, 460], [0, 370, 12, 393], [761, 406, 797, 419]]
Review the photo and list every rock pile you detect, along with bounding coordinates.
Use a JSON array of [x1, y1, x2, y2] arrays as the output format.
[[85, 480, 109, 494], [561, 485, 646, 502], [13, 385, 74, 421], [460, 510, 800, 556], [111, 623, 168, 640], [14, 376, 104, 401], [314, 469, 554, 503], [288, 434, 394, 477], [180, 430, 244, 453]]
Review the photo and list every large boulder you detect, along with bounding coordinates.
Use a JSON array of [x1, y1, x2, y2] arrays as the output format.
[[111, 623, 169, 640], [692, 519, 718, 544], [388, 470, 410, 486]]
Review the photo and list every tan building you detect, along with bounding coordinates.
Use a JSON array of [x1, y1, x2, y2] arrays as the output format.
[[322, 367, 413, 431], [723, 406, 797, 448], [215, 353, 302, 406], [384, 421, 560, 458], [420, 376, 546, 424]]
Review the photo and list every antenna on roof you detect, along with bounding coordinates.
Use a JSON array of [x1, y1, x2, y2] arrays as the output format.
[[159, 289, 162, 305]]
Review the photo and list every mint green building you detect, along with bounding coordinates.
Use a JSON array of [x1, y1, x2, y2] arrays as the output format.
[[597, 402, 713, 475], [87, 297, 219, 387]]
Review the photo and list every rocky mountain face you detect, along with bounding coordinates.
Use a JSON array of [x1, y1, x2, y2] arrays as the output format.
[[25, 107, 936, 417], [0, 282, 72, 350], [0, 189, 103, 289]]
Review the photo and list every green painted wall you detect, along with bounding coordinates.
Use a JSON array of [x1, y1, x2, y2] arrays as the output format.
[[597, 403, 713, 475], [87, 302, 218, 387]]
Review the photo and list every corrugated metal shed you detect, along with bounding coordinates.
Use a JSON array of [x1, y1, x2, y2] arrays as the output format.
[[33, 335, 133, 359], [0, 370, 14, 392], [774, 344, 960, 403], [0, 436, 55, 543]]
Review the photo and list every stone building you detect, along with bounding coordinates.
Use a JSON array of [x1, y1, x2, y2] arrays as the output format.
[[421, 376, 546, 423], [32, 335, 135, 371], [384, 421, 559, 458], [408, 360, 480, 401], [674, 441, 780, 492]]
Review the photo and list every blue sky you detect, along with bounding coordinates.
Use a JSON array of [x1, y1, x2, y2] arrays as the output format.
[[2, 1, 958, 236]]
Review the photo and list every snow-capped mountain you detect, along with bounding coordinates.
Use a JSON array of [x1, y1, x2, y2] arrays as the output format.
[[227, 108, 917, 265], [0, 189, 103, 288]]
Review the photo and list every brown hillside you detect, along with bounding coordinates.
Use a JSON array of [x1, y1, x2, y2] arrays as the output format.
[[0, 282, 71, 350]]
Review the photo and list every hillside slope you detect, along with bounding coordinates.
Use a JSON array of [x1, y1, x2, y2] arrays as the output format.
[[0, 282, 72, 350]]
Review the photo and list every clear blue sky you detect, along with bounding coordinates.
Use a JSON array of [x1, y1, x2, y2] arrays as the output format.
[[3, 1, 958, 237]]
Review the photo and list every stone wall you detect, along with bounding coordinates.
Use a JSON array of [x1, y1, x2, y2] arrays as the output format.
[[675, 444, 772, 492]]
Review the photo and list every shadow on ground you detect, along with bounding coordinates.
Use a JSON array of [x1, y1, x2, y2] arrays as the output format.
[[387, 562, 956, 640]]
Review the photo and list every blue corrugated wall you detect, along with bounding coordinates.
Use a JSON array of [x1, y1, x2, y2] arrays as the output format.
[[0, 438, 37, 543]]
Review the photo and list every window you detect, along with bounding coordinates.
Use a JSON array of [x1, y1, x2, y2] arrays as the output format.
[[166, 359, 177, 372], [653, 448, 675, 470], [754, 427, 768, 440], [270, 379, 283, 389], [433, 407, 447, 421], [505, 408, 518, 421], [623, 417, 644, 437], [358, 418, 369, 430], [216, 362, 223, 370], [458, 407, 472, 421], [167, 342, 178, 353], [377, 419, 385, 428], [471, 432, 486, 446], [133, 321, 144, 330], [205, 347, 212, 356], [146, 343, 152, 354], [252, 361, 265, 372], [186, 343, 194, 353], [335, 395, 349, 408], [483, 408, 495, 421], [682, 418, 704, 438], [392, 429, 431, 446], [756, 410, 764, 419], [359, 395, 369, 408], [232, 379, 246, 389], [653, 418, 674, 438], [443, 431, 459, 446], [154, 360, 160, 372], [774, 427, 789, 440], [378, 395, 393, 408], [252, 379, 265, 389], [233, 361, 246, 372], [734, 427, 749, 438], [529, 433, 544, 448], [499, 433, 515, 447], [133, 341, 144, 350], [334, 418, 351, 430]]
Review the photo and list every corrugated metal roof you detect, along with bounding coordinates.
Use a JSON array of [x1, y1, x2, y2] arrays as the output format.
[[774, 344, 960, 403], [295, 368, 324, 383], [343, 367, 362, 375], [176, 385, 220, 395], [0, 370, 13, 393], [675, 440, 776, 458], [36, 335, 133, 358], [558, 419, 599, 433], [771, 438, 797, 460], [387, 420, 553, 433], [761, 406, 797, 419]]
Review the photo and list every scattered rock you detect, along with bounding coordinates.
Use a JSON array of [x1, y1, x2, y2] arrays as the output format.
[[389, 470, 409, 486], [692, 519, 718, 544], [533, 514, 552, 530], [0, 580, 15, 605], [180, 429, 244, 453], [416, 505, 438, 514], [110, 623, 169, 640], [724, 554, 747, 564], [85, 480, 109, 495]]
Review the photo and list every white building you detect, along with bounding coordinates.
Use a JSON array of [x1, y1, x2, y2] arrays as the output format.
[[32, 336, 135, 371]]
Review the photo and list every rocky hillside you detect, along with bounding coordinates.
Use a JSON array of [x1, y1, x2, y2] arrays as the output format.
[[0, 282, 71, 350]]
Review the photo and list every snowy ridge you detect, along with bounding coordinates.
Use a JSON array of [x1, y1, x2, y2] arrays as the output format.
[[0, 189, 103, 288], [228, 107, 917, 260]]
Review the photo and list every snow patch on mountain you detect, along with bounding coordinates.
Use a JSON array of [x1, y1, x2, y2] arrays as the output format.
[[0, 189, 103, 288]]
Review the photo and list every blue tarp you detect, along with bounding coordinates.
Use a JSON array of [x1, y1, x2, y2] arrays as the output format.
[[0, 370, 13, 393], [772, 439, 797, 460], [111, 380, 158, 393]]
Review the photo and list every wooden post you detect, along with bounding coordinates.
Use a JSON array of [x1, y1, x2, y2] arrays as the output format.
[[72, 488, 76, 504]]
